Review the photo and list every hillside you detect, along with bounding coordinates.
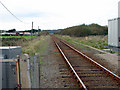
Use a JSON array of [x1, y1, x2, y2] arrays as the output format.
[[55, 23, 108, 37]]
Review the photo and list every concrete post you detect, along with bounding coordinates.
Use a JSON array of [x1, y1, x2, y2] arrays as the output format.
[[21, 54, 31, 88], [35, 53, 40, 88]]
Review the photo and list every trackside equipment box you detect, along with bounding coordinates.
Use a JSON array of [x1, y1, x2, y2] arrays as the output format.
[[0, 46, 22, 88], [108, 18, 120, 47]]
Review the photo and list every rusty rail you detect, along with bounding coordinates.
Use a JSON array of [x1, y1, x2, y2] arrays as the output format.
[[52, 35, 120, 89], [60, 40, 120, 82], [52, 36, 87, 89], [54, 39, 87, 89]]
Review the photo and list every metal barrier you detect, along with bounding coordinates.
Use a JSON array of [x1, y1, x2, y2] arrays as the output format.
[[0, 56, 21, 89], [0, 53, 41, 88]]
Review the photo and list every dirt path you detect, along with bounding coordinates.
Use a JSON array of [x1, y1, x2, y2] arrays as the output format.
[[40, 36, 78, 88]]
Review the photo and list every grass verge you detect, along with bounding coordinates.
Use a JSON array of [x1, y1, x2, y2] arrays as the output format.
[[1, 36, 36, 40], [56, 35, 108, 50], [22, 35, 49, 64]]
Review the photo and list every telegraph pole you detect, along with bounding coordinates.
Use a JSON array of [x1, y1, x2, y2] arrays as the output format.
[[31, 22, 33, 38], [38, 26, 39, 35], [38, 26, 39, 30]]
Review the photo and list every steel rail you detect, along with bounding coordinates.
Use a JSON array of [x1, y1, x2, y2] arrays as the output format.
[[52, 38, 87, 90], [60, 40, 120, 82]]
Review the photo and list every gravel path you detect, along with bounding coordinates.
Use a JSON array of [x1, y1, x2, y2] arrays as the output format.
[[67, 40, 120, 76], [40, 37, 78, 88], [73, 41, 119, 75]]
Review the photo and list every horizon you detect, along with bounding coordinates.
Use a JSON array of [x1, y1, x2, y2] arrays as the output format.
[[0, 23, 108, 31], [0, 0, 119, 30]]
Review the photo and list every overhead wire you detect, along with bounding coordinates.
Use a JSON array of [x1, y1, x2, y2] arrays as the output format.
[[0, 0, 24, 23], [0, 0, 48, 30]]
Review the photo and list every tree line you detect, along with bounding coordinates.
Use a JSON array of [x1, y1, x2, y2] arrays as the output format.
[[55, 23, 108, 37]]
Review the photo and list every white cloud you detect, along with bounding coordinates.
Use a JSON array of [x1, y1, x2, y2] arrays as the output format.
[[0, 0, 120, 30]]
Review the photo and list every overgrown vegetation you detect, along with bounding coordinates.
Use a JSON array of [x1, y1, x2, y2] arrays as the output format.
[[1, 36, 35, 39], [57, 35, 108, 49], [22, 36, 48, 56], [1, 35, 49, 56], [22, 36, 49, 66], [55, 23, 108, 37], [40, 30, 49, 35], [2, 37, 26, 46], [1, 36, 36, 46], [2, 35, 49, 67]]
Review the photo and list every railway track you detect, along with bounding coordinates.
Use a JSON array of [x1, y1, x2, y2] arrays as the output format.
[[51, 35, 120, 89]]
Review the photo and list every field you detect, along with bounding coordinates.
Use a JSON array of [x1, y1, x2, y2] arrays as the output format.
[[1, 35, 49, 64], [1, 36, 36, 40], [1, 36, 36, 46], [56, 35, 108, 49]]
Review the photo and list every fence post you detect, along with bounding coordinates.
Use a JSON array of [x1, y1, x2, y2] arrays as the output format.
[[35, 53, 40, 88], [28, 53, 40, 88], [118, 52, 120, 76], [27, 54, 31, 88], [21, 54, 31, 88], [33, 55, 36, 88]]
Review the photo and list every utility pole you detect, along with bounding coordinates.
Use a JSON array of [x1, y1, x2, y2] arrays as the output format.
[[38, 26, 39, 36], [38, 26, 39, 30], [31, 22, 33, 37]]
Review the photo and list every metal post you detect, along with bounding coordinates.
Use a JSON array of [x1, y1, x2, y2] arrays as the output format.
[[16, 55, 21, 89]]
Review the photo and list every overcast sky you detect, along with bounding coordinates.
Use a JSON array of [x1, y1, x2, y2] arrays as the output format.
[[0, 0, 120, 30]]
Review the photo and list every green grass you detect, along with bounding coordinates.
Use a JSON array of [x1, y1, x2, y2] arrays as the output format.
[[1, 36, 36, 40], [106, 50, 116, 54], [21, 36, 36, 40], [1, 36, 19, 38], [39, 37, 49, 65], [56, 35, 108, 50], [22, 35, 49, 65], [1, 36, 36, 46], [72, 40, 90, 49], [22, 36, 48, 55]]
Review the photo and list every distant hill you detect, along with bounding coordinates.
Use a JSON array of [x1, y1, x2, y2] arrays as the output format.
[[55, 24, 108, 37]]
